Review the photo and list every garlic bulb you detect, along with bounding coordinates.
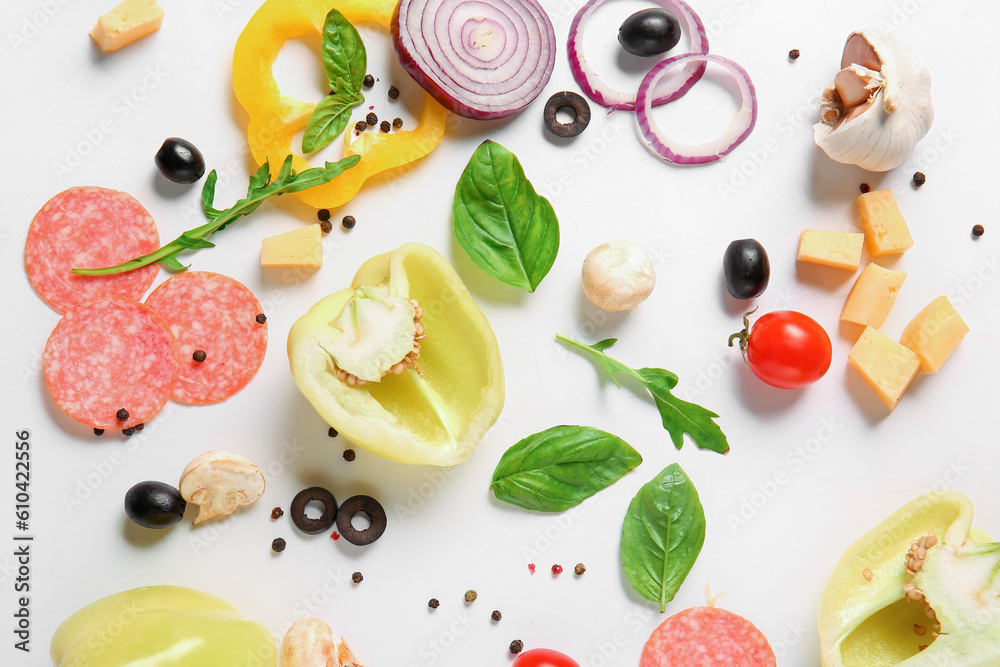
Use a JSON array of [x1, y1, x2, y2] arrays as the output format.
[[813, 31, 933, 172]]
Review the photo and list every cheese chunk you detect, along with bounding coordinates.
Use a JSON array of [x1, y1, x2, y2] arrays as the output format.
[[899, 296, 969, 374], [857, 189, 914, 257], [797, 230, 865, 270], [90, 0, 163, 53], [841, 263, 907, 328], [848, 326, 920, 410], [261, 225, 323, 268]]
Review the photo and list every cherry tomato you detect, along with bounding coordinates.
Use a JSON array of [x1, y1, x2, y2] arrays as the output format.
[[512, 648, 581, 667], [729, 309, 831, 389]]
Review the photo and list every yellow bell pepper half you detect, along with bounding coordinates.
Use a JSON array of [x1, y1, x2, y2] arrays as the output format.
[[50, 586, 277, 667], [288, 243, 504, 466], [819, 490, 1000, 667], [233, 0, 447, 210]]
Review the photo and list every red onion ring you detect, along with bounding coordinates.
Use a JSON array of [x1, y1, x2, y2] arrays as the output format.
[[391, 0, 556, 120], [567, 0, 709, 112], [636, 53, 758, 165]]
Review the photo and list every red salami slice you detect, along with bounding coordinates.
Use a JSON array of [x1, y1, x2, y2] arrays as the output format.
[[145, 271, 267, 405], [640, 606, 776, 667], [43, 296, 178, 430], [25, 187, 160, 314]]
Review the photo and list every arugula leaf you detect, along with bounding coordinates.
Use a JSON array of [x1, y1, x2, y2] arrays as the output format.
[[556, 335, 730, 454], [621, 463, 705, 612], [72, 154, 360, 276], [453, 140, 560, 292], [490, 425, 642, 512], [302, 86, 365, 154], [319, 8, 366, 92]]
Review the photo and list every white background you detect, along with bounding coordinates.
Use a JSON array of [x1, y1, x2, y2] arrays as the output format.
[[2, 0, 1000, 665]]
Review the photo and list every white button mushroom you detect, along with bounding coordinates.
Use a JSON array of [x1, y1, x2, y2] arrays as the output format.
[[178, 451, 265, 524], [281, 617, 362, 667], [581, 241, 656, 311]]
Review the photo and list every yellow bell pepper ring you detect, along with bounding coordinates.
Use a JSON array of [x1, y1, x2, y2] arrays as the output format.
[[50, 585, 277, 666], [288, 242, 505, 466], [819, 490, 1000, 667], [233, 0, 448, 210]]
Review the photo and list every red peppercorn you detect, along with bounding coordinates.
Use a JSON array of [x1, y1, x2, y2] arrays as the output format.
[[551, 564, 563, 575]]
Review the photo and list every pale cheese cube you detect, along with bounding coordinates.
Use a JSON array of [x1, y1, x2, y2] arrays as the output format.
[[261, 225, 323, 268], [90, 0, 163, 53], [899, 296, 969, 374], [857, 189, 914, 257], [841, 263, 907, 328], [848, 326, 921, 411], [797, 230, 865, 270]]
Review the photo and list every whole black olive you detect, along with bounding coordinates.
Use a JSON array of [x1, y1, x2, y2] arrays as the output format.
[[723, 239, 770, 299], [618, 9, 681, 57], [154, 138, 206, 184], [124, 481, 186, 529]]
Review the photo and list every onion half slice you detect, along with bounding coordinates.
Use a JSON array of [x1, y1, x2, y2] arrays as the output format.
[[391, 0, 556, 120], [567, 0, 709, 112], [636, 53, 758, 165]]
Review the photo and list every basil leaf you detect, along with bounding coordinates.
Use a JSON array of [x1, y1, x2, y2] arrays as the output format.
[[302, 88, 365, 154], [621, 463, 705, 612], [556, 335, 730, 454], [319, 9, 366, 92], [453, 140, 560, 292], [490, 426, 642, 512]]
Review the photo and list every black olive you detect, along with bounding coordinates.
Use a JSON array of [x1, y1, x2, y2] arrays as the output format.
[[336, 495, 387, 546], [290, 487, 338, 535], [618, 9, 681, 58], [124, 481, 186, 529], [155, 138, 206, 184], [723, 239, 770, 299], [543, 91, 591, 138]]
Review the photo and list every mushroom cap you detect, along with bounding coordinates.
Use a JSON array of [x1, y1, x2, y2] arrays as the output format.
[[179, 450, 265, 524], [581, 240, 656, 312]]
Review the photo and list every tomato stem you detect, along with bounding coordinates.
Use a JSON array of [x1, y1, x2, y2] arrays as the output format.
[[727, 307, 758, 368]]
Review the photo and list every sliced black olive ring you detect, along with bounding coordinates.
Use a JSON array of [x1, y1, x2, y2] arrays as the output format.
[[543, 91, 592, 139], [336, 495, 387, 546], [290, 486, 338, 535]]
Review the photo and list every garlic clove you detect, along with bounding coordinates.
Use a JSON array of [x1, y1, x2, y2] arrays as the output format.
[[814, 30, 933, 172]]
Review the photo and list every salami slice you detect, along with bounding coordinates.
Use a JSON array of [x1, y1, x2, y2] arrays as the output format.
[[43, 296, 178, 430], [640, 606, 776, 667], [145, 271, 267, 405], [25, 187, 160, 314]]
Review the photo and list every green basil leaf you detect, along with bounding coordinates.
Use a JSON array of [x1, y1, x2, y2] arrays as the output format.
[[621, 463, 705, 612], [320, 8, 366, 92], [453, 140, 560, 292], [556, 334, 730, 454], [490, 425, 642, 512], [302, 88, 365, 154]]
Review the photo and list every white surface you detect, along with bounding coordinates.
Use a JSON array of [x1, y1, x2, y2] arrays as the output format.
[[3, 0, 1000, 665]]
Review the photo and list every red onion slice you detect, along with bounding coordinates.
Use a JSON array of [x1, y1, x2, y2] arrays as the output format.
[[636, 53, 758, 165], [567, 0, 709, 112], [392, 0, 556, 120]]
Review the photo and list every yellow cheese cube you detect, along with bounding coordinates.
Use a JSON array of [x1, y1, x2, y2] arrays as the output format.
[[899, 296, 969, 374], [796, 230, 865, 270], [90, 0, 163, 53], [841, 263, 907, 328], [857, 189, 914, 257], [261, 225, 323, 268], [848, 326, 921, 410]]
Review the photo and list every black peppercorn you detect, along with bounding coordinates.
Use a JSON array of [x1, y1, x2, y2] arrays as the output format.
[[272, 538, 286, 552], [255, 313, 267, 324], [387, 85, 400, 100], [428, 598, 440, 609], [122, 427, 136, 437], [134, 423, 144, 432], [788, 49, 800, 60], [192, 349, 207, 363], [366, 112, 378, 126], [392, 117, 403, 129], [317, 208, 331, 221], [491, 610, 502, 622], [94, 428, 104, 436], [352, 571, 363, 584], [328, 427, 338, 437], [363, 74, 375, 88], [354, 120, 367, 133], [320, 220, 333, 234], [343, 449, 356, 462], [380, 120, 390, 133], [860, 183, 871, 193], [973, 224, 985, 237], [509, 640, 524, 655], [913, 171, 926, 187], [116, 408, 129, 422], [342, 215, 356, 230]]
